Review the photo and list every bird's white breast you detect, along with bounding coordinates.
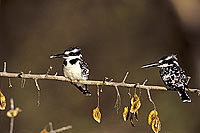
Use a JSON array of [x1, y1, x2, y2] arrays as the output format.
[[63, 60, 84, 80]]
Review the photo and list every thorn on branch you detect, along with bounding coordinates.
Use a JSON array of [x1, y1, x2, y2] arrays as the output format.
[[103, 77, 108, 84], [140, 79, 148, 97], [122, 72, 129, 83], [28, 70, 31, 74], [54, 72, 58, 76], [3, 62, 7, 72], [46, 66, 53, 77]]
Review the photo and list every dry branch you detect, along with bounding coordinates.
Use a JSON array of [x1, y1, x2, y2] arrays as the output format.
[[0, 71, 199, 93], [0, 62, 199, 94]]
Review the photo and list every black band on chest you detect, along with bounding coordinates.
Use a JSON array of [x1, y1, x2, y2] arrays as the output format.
[[69, 58, 79, 65]]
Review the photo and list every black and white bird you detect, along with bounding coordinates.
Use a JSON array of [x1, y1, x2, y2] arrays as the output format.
[[142, 54, 191, 103], [50, 47, 91, 96]]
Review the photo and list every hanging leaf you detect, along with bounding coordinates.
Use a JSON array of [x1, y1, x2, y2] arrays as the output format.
[[130, 114, 135, 127], [122, 106, 129, 121], [7, 107, 21, 118], [0, 90, 6, 110], [93, 106, 101, 123], [152, 116, 161, 133], [148, 109, 158, 125], [130, 93, 141, 113]]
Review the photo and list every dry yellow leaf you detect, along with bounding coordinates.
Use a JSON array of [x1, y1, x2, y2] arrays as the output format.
[[93, 106, 101, 123], [40, 129, 48, 133], [7, 107, 21, 118], [152, 116, 161, 133], [148, 109, 158, 125], [0, 90, 6, 110], [130, 94, 141, 113], [131, 93, 140, 105], [122, 106, 129, 121]]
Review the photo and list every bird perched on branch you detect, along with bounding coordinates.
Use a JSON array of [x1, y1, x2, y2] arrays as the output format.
[[142, 54, 191, 103], [50, 47, 91, 96]]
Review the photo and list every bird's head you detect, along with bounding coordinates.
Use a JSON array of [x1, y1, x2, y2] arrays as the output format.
[[141, 54, 179, 69], [50, 47, 82, 60]]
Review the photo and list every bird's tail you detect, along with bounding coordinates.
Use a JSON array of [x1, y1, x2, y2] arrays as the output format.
[[177, 88, 191, 103], [71, 83, 91, 96]]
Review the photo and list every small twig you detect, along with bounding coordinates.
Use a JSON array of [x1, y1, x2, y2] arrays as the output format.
[[9, 98, 14, 133], [128, 88, 131, 98], [49, 122, 54, 132], [54, 72, 58, 76], [3, 62, 7, 72], [34, 79, 40, 106], [46, 66, 53, 77], [97, 85, 100, 107], [28, 70, 31, 74], [21, 78, 26, 88], [47, 122, 72, 133], [140, 79, 148, 97], [147, 89, 156, 110], [103, 77, 108, 84], [109, 79, 113, 82], [114, 86, 121, 114], [53, 125, 72, 132], [122, 72, 129, 83], [8, 78, 13, 88]]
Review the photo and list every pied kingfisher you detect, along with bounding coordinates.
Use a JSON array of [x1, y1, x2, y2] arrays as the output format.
[[142, 54, 191, 103], [50, 47, 91, 96]]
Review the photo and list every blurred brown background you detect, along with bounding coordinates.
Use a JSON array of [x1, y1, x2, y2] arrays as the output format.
[[0, 0, 200, 133]]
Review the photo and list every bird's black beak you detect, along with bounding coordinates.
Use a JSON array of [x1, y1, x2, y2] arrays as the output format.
[[50, 53, 67, 59], [141, 62, 160, 69]]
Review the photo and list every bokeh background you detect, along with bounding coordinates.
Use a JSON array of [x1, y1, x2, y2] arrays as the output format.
[[0, 0, 200, 133]]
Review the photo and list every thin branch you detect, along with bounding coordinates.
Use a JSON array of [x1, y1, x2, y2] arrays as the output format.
[[9, 98, 14, 133], [53, 125, 72, 132], [147, 89, 156, 110], [97, 85, 100, 107], [8, 78, 13, 88], [0, 65, 199, 94], [114, 86, 121, 114], [44, 122, 72, 133], [34, 79, 40, 106]]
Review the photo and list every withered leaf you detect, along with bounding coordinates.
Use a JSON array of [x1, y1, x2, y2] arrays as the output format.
[[152, 116, 161, 133], [93, 106, 101, 123], [123, 106, 129, 121], [130, 93, 141, 113], [0, 90, 6, 110], [7, 107, 21, 118], [148, 109, 158, 125]]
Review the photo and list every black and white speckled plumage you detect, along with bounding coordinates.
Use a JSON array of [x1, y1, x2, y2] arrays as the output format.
[[142, 55, 191, 102], [50, 47, 91, 96]]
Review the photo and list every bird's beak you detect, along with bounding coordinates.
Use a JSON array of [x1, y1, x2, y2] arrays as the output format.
[[141, 62, 160, 69], [50, 53, 67, 59]]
